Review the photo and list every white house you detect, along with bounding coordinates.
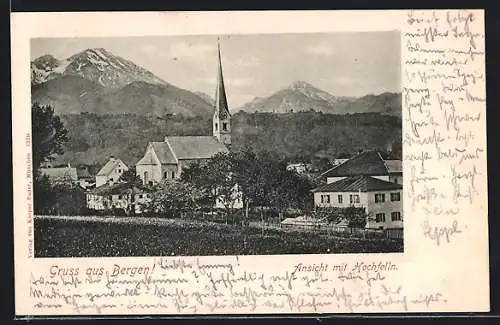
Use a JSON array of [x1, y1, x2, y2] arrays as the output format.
[[312, 175, 403, 229], [86, 182, 152, 214], [321, 150, 402, 185], [95, 156, 128, 188]]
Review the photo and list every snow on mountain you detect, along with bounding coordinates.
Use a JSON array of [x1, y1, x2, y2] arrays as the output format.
[[31, 48, 213, 117], [31, 48, 168, 88]]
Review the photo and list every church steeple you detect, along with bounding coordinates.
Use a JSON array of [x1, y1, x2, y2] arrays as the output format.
[[213, 38, 231, 148]]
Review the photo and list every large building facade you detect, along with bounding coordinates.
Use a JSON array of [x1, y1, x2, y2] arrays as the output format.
[[313, 151, 403, 230]]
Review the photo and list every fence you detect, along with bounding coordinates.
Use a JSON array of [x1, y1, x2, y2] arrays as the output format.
[[385, 228, 404, 240], [295, 224, 403, 240]]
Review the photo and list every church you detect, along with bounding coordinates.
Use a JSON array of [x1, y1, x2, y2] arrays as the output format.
[[136, 40, 233, 187]]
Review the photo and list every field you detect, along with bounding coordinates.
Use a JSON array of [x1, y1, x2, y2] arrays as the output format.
[[34, 216, 403, 257]]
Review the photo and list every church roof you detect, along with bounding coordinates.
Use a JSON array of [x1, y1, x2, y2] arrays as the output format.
[[214, 40, 231, 120], [322, 151, 402, 177], [166, 136, 229, 160], [137, 136, 229, 166], [136, 142, 177, 165], [151, 142, 177, 164], [312, 175, 402, 193]]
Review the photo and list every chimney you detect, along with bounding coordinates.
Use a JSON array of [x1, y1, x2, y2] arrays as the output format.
[[110, 156, 115, 161]]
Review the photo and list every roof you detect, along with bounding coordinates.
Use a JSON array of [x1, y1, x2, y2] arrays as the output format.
[[97, 158, 127, 176], [334, 219, 349, 227], [322, 151, 402, 177], [76, 168, 92, 179], [281, 215, 327, 225], [136, 142, 177, 165], [88, 182, 149, 196], [166, 136, 229, 160], [312, 175, 403, 193], [39, 167, 78, 181], [384, 160, 402, 173]]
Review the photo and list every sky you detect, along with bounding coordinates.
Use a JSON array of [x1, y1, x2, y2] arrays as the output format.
[[31, 32, 401, 108]]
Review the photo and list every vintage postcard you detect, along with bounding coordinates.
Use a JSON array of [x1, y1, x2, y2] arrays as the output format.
[[12, 10, 488, 316]]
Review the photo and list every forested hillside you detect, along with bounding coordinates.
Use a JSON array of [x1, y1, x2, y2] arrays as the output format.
[[54, 111, 402, 169]]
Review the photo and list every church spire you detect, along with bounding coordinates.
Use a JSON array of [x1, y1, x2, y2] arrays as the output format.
[[213, 38, 231, 148], [214, 38, 230, 120]]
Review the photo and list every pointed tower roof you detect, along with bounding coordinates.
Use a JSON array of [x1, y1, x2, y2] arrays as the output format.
[[214, 39, 231, 120]]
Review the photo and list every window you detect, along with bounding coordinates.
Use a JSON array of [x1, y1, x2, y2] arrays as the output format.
[[223, 123, 228, 131], [374, 193, 386, 203], [350, 194, 360, 204], [215, 123, 218, 131], [375, 213, 386, 222], [109, 178, 114, 183], [171, 171, 175, 179], [338, 195, 343, 203], [118, 195, 122, 199], [139, 194, 143, 199], [118, 169, 121, 173], [390, 192, 401, 201], [320, 194, 331, 204], [164, 172, 167, 179], [391, 212, 402, 221]]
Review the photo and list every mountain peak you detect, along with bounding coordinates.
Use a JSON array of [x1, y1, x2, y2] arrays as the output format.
[[239, 81, 401, 117], [32, 54, 60, 69], [289, 80, 315, 90], [32, 47, 168, 88]]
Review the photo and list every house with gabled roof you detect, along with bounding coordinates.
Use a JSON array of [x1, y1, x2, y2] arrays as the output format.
[[95, 156, 129, 188], [312, 175, 403, 229], [86, 182, 152, 214], [321, 150, 402, 185], [313, 150, 403, 229]]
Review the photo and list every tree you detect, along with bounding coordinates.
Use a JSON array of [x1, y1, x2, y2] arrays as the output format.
[[180, 153, 241, 223], [31, 103, 69, 172], [206, 153, 240, 222], [148, 180, 202, 218], [345, 207, 368, 228], [232, 147, 262, 224], [33, 170, 56, 214], [119, 167, 141, 185], [180, 160, 217, 209]]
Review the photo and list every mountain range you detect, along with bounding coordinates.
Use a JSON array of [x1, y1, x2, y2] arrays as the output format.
[[31, 48, 401, 117], [238, 81, 401, 117]]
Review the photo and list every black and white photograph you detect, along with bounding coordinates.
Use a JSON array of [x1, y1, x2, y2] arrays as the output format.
[[31, 32, 403, 257]]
